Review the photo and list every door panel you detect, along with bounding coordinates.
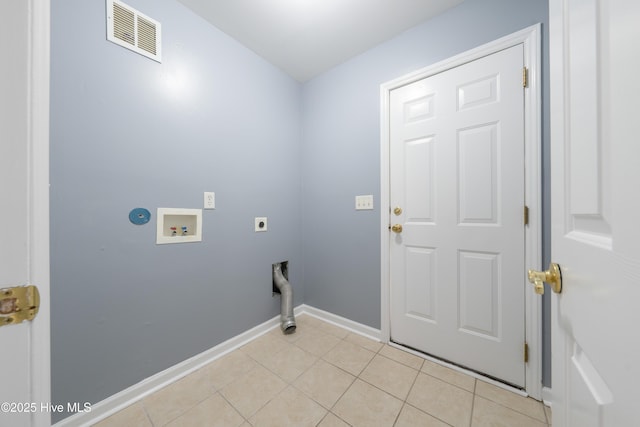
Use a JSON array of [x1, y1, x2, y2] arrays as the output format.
[[550, 0, 640, 425], [458, 124, 498, 223], [390, 44, 526, 386], [458, 251, 500, 339], [404, 137, 435, 221], [404, 246, 436, 321]]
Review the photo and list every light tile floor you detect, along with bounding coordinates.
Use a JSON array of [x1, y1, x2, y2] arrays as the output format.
[[93, 314, 551, 427]]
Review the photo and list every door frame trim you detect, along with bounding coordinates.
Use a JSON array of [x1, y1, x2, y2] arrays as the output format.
[[29, 1, 51, 425], [379, 24, 542, 398]]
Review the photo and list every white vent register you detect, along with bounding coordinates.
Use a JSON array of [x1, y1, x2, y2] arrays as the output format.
[[106, 0, 161, 62]]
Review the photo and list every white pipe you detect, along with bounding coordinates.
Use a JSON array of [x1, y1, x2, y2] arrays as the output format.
[[273, 263, 296, 334]]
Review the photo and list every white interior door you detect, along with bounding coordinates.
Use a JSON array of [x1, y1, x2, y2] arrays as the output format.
[[0, 1, 50, 426], [389, 44, 526, 387], [549, 0, 640, 425]]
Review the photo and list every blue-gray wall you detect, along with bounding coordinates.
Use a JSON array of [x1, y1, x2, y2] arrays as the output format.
[[300, 0, 551, 384], [51, 0, 551, 422], [50, 0, 302, 421]]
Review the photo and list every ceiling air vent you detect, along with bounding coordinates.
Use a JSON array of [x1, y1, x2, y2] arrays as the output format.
[[106, 0, 161, 62]]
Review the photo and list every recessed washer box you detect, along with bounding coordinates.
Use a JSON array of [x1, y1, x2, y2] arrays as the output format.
[[156, 208, 202, 244]]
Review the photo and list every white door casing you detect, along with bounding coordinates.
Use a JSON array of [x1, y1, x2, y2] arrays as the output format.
[[549, 0, 640, 425], [0, 1, 51, 426], [381, 26, 541, 397]]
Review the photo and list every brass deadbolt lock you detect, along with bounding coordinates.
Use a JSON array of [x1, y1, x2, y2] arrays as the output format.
[[391, 224, 403, 233]]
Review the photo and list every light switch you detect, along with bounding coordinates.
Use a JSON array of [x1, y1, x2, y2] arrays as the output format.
[[355, 195, 374, 210]]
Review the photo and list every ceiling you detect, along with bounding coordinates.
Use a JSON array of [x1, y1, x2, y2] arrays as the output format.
[[175, 0, 464, 82]]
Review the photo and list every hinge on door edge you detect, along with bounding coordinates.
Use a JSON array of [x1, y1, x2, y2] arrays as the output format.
[[524, 205, 529, 226], [523, 67, 529, 88], [524, 342, 529, 363]]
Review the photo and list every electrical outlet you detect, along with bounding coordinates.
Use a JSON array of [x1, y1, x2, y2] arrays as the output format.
[[255, 217, 267, 232], [204, 192, 215, 209]]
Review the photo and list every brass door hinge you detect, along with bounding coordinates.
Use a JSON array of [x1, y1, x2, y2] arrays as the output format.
[[524, 205, 529, 226], [0, 285, 40, 327], [523, 67, 529, 88], [524, 342, 529, 363]]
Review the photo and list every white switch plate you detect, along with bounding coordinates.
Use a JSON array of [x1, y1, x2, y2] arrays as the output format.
[[355, 195, 374, 210], [204, 192, 215, 209], [255, 217, 268, 232]]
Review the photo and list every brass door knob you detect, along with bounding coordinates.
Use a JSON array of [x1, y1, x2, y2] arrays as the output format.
[[527, 263, 562, 295], [391, 224, 403, 233], [393, 207, 403, 216]]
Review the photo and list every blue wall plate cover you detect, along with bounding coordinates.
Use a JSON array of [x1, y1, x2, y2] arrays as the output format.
[[129, 208, 151, 225]]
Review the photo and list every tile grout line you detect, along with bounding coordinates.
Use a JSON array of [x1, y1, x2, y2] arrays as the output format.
[[468, 378, 478, 427], [216, 391, 249, 427], [390, 359, 423, 427], [215, 344, 282, 424], [347, 336, 478, 426], [317, 332, 367, 424], [238, 323, 349, 425], [300, 325, 357, 426], [402, 401, 457, 427], [342, 334, 465, 427], [306, 323, 469, 427], [473, 392, 549, 424], [544, 403, 551, 426], [140, 402, 154, 427], [229, 370, 287, 423]]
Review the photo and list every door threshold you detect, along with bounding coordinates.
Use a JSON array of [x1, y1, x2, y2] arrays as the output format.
[[389, 341, 530, 398]]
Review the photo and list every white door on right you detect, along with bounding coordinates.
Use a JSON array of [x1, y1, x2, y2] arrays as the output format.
[[549, 0, 640, 425]]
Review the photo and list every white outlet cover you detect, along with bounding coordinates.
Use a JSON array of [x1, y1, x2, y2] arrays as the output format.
[[204, 192, 215, 209], [255, 217, 268, 232]]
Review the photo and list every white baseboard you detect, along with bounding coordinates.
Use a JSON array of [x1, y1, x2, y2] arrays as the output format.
[[297, 304, 382, 342], [542, 386, 553, 407], [53, 304, 380, 427]]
